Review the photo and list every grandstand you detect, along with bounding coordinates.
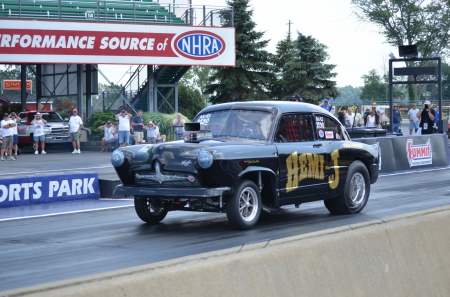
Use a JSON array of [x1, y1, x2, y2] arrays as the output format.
[[0, 0, 233, 114]]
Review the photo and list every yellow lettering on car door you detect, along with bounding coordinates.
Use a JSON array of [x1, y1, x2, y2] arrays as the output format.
[[328, 150, 340, 189], [286, 152, 325, 193]]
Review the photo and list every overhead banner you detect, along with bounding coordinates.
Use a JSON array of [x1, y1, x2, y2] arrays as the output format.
[[2, 79, 32, 90], [0, 20, 235, 66]]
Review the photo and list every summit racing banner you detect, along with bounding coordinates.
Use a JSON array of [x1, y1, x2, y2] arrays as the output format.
[[0, 20, 235, 66]]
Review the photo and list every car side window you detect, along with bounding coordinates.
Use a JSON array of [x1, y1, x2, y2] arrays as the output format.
[[274, 114, 314, 143], [314, 114, 343, 141]]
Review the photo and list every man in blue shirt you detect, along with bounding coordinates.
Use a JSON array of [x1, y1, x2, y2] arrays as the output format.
[[392, 103, 402, 133], [319, 99, 332, 112], [432, 104, 439, 131], [131, 110, 144, 144]]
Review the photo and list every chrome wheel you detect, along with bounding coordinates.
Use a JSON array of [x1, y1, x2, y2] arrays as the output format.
[[349, 172, 366, 205], [226, 180, 262, 230], [239, 186, 259, 222], [324, 161, 370, 214]]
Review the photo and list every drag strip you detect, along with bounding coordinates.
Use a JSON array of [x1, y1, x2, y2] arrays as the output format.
[[1, 168, 450, 291]]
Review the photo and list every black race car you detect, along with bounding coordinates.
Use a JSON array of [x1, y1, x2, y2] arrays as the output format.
[[111, 101, 379, 230]]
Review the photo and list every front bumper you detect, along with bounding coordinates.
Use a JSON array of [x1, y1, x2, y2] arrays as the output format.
[[114, 185, 231, 198], [45, 134, 71, 143]]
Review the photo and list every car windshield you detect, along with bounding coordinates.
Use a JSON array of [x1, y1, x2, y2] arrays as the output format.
[[40, 113, 64, 123], [193, 109, 273, 140]]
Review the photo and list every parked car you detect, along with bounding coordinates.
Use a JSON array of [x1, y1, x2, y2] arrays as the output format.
[[17, 110, 70, 148], [111, 101, 379, 229]]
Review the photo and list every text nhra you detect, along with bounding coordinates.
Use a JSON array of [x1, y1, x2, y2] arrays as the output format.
[[0, 178, 96, 203]]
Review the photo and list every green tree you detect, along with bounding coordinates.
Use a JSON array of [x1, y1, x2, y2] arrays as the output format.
[[180, 66, 216, 104], [270, 31, 295, 100], [336, 85, 363, 105], [281, 32, 339, 103], [351, 0, 450, 101], [360, 69, 386, 103], [177, 82, 206, 119], [204, 0, 276, 104]]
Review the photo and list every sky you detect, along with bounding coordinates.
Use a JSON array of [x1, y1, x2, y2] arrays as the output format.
[[99, 0, 398, 89]]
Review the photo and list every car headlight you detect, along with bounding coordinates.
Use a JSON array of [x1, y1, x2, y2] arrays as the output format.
[[198, 150, 213, 169], [111, 150, 125, 167]]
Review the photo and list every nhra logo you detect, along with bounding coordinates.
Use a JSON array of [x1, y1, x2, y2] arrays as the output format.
[[406, 139, 432, 167], [174, 30, 225, 60]]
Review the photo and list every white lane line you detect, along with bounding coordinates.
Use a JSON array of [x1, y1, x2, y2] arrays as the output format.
[[380, 166, 450, 177], [0, 165, 113, 176], [0, 204, 133, 222]]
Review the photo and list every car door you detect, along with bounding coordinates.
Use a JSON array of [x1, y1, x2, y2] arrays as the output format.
[[274, 113, 328, 201]]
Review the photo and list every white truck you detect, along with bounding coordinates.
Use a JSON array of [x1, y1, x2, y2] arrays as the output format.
[[17, 110, 71, 148]]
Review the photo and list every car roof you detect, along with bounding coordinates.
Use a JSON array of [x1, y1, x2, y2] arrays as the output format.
[[198, 101, 332, 116]]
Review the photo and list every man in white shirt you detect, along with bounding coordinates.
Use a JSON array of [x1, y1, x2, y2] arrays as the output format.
[[372, 102, 384, 128], [68, 108, 83, 154], [1, 113, 16, 161], [115, 109, 132, 147], [172, 113, 185, 140], [99, 120, 116, 152], [407, 103, 420, 135], [346, 108, 355, 127], [31, 112, 47, 155]]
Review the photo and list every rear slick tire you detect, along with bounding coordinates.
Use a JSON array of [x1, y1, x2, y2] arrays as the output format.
[[324, 160, 370, 214], [134, 196, 168, 224]]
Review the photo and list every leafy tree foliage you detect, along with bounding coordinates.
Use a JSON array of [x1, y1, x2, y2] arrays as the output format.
[[180, 66, 216, 105], [336, 85, 363, 105], [281, 32, 339, 103], [270, 32, 295, 100], [177, 82, 206, 120], [351, 0, 450, 101], [204, 0, 276, 104], [83, 111, 116, 141], [360, 69, 386, 103]]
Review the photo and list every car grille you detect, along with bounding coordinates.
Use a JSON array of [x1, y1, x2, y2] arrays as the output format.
[[133, 167, 203, 188], [50, 127, 68, 134]]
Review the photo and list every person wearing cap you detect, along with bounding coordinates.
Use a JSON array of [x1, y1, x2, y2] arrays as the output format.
[[290, 93, 303, 102], [99, 120, 116, 152], [172, 113, 185, 141], [9, 112, 21, 157], [337, 106, 347, 126], [131, 110, 145, 145], [146, 120, 158, 144], [1, 113, 16, 161], [115, 109, 133, 147], [417, 100, 435, 135], [407, 103, 420, 135], [68, 108, 83, 154], [392, 103, 403, 133], [319, 99, 332, 112], [371, 102, 384, 128], [31, 112, 47, 155]]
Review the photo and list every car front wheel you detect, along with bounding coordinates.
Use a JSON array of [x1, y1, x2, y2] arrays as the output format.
[[226, 180, 261, 230], [324, 160, 370, 214], [134, 196, 168, 224]]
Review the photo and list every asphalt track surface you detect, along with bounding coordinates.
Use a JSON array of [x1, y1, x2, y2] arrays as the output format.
[[1, 149, 450, 291]]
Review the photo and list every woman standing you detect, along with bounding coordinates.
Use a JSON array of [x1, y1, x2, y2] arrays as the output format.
[[366, 110, 376, 127]]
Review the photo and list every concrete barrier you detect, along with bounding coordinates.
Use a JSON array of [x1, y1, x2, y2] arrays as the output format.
[[3, 205, 450, 297]]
